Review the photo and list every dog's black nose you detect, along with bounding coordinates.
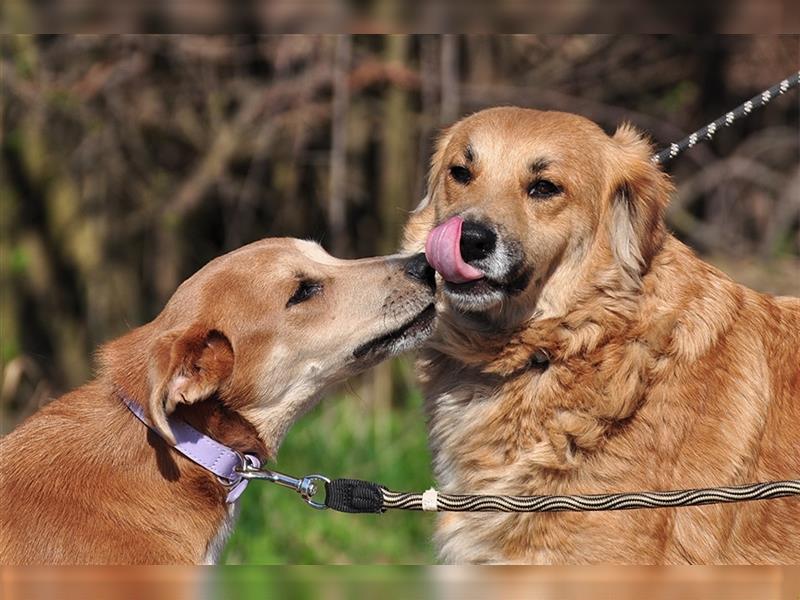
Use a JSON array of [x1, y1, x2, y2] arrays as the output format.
[[404, 253, 436, 291], [460, 221, 497, 263]]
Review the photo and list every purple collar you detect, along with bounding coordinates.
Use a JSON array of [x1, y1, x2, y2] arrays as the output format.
[[121, 394, 260, 503]]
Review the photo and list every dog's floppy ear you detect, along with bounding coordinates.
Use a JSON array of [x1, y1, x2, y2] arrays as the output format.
[[402, 194, 435, 252], [609, 124, 674, 279], [401, 126, 455, 253], [147, 324, 234, 443]]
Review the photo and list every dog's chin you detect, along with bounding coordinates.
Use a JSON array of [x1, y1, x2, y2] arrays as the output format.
[[442, 264, 532, 314], [351, 304, 437, 366], [443, 279, 507, 312]]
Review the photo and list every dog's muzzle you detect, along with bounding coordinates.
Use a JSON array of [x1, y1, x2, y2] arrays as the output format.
[[425, 216, 526, 311]]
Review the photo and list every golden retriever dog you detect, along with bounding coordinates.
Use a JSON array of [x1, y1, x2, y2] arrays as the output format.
[[403, 107, 800, 564], [0, 239, 436, 564]]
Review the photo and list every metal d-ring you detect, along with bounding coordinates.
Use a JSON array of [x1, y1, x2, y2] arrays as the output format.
[[299, 474, 332, 510]]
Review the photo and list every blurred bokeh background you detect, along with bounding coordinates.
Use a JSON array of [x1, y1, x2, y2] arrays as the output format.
[[1, 35, 798, 564], [3, 1, 796, 34]]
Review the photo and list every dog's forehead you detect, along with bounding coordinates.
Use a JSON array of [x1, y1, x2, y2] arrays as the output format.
[[451, 108, 610, 163], [292, 239, 341, 266], [207, 239, 333, 270]]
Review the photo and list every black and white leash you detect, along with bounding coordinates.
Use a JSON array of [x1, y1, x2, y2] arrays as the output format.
[[236, 469, 800, 514], [651, 70, 800, 165], [376, 480, 800, 514], [239, 72, 800, 515]]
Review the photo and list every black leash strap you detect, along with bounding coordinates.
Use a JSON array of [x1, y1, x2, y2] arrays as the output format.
[[324, 478, 386, 513], [324, 479, 800, 514], [652, 70, 800, 165]]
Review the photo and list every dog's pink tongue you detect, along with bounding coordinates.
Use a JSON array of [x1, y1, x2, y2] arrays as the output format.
[[425, 216, 484, 284]]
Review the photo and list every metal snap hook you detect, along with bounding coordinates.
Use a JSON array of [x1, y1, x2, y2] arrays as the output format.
[[235, 463, 331, 510]]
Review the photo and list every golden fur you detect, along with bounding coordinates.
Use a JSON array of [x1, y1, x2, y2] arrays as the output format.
[[404, 107, 800, 564], [0, 239, 435, 564]]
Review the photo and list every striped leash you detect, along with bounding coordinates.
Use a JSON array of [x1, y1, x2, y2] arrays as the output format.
[[376, 479, 800, 513], [651, 70, 799, 165], [233, 465, 800, 513]]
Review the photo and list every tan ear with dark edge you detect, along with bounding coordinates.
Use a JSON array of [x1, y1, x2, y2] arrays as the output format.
[[147, 325, 234, 444], [402, 194, 435, 253], [610, 124, 675, 279], [402, 126, 455, 253]]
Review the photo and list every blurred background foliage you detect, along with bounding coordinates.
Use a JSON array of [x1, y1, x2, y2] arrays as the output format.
[[1, 35, 798, 563]]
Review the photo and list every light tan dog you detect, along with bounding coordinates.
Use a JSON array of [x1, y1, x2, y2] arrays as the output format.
[[0, 239, 436, 564], [404, 107, 800, 564]]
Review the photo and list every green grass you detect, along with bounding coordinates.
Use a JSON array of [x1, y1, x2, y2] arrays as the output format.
[[223, 381, 436, 564]]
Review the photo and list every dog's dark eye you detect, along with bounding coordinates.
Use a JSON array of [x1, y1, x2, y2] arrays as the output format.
[[449, 165, 472, 185], [528, 179, 561, 199], [287, 280, 323, 307]]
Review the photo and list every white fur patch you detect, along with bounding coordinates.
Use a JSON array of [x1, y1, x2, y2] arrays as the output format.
[[202, 502, 239, 565]]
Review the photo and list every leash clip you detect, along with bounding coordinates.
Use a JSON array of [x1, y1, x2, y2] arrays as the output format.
[[236, 463, 331, 510]]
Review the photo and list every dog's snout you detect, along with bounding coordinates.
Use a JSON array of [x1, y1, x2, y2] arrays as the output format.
[[404, 253, 436, 291], [459, 221, 497, 263]]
